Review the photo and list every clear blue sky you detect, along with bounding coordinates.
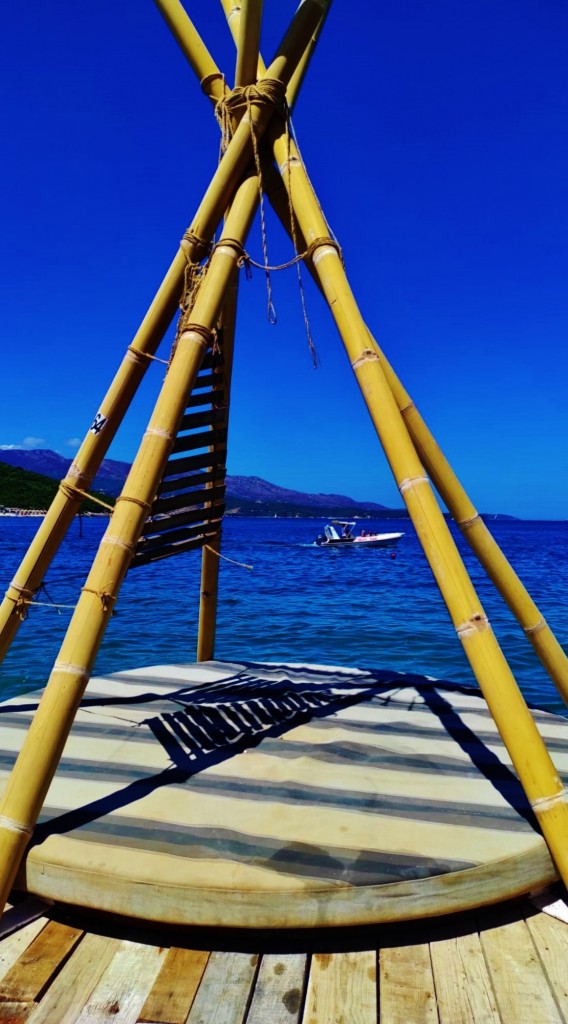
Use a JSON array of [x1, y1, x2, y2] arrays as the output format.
[[1, 2, 567, 519]]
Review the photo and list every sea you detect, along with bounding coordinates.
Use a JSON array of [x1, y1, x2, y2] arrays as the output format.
[[1, 515, 567, 716]]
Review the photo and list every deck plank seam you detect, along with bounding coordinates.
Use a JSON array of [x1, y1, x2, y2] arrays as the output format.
[[524, 914, 568, 1024]]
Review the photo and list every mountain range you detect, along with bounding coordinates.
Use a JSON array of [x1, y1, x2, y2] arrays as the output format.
[[0, 449, 404, 518]]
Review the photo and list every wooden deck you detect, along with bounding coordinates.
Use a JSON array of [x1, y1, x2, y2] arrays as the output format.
[[1, 892, 567, 1022]]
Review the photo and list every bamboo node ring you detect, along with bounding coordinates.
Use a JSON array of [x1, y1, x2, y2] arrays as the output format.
[[531, 789, 568, 814], [0, 815, 34, 837], [399, 476, 429, 495], [178, 323, 213, 347], [145, 427, 173, 441], [102, 535, 136, 554], [523, 618, 548, 637], [67, 462, 90, 485], [456, 614, 490, 639], [114, 496, 152, 513], [457, 513, 481, 529], [306, 237, 344, 265], [351, 350, 381, 371], [53, 660, 90, 680]]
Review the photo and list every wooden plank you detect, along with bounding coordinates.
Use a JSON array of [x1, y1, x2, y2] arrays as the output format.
[[246, 954, 307, 1024], [74, 939, 166, 1024], [185, 951, 258, 1024], [162, 450, 226, 477], [137, 948, 209, 1024], [379, 944, 437, 1024], [0, 1001, 30, 1023], [430, 932, 500, 1023], [480, 918, 562, 1023], [172, 428, 227, 455], [0, 919, 49, 984], [25, 933, 119, 1024], [303, 951, 376, 1024], [526, 911, 568, 1016], [0, 921, 82, 1004]]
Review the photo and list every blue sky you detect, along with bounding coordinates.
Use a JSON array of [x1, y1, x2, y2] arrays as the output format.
[[1, 2, 567, 519]]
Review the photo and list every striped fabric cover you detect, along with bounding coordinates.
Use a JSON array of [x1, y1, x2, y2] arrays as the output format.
[[0, 661, 565, 926]]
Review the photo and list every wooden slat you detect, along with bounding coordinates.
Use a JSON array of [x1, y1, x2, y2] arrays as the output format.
[[526, 911, 568, 1014], [430, 932, 500, 1023], [74, 939, 166, 1024], [303, 951, 376, 1024], [137, 948, 209, 1024], [199, 352, 224, 372], [186, 389, 225, 408], [26, 933, 119, 1024], [0, 921, 82, 1004], [0, 918, 49, 984], [179, 407, 227, 432], [379, 944, 437, 1024], [152, 484, 225, 515], [137, 518, 222, 551], [246, 954, 307, 1024], [140, 502, 224, 535], [185, 951, 258, 1024], [162, 450, 226, 477], [480, 918, 562, 1023], [158, 470, 224, 496], [172, 428, 227, 455], [0, 999, 30, 1022]]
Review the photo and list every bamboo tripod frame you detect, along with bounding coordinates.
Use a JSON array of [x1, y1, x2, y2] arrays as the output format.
[[0, 1, 567, 915]]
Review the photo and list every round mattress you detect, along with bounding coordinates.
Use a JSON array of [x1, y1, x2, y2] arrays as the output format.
[[0, 660, 564, 928]]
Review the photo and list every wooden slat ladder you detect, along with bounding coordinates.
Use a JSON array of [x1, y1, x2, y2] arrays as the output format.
[[130, 346, 228, 568]]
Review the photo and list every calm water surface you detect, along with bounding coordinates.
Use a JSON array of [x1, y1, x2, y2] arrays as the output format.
[[1, 515, 567, 714]]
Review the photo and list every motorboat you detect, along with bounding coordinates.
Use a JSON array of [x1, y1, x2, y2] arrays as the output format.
[[314, 520, 404, 547]]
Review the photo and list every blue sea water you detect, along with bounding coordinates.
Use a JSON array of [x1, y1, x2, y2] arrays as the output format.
[[0, 515, 567, 715]]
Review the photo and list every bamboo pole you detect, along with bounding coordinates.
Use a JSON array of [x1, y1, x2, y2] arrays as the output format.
[[0, 169, 266, 915], [222, 0, 330, 106], [235, 0, 264, 87], [261, 166, 568, 705], [196, 267, 239, 662], [213, 4, 568, 885], [0, 5, 325, 915], [0, 1, 323, 667]]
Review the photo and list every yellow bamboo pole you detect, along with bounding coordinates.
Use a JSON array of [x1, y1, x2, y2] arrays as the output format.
[[0, 2, 321, 667], [196, 268, 239, 662], [235, 0, 264, 88], [221, 0, 329, 111], [261, 167, 568, 705], [0, 169, 266, 915], [0, 5, 325, 915], [214, 3, 568, 885]]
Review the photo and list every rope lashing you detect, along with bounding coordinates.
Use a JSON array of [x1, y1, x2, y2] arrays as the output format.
[[127, 345, 169, 367], [204, 544, 253, 572], [215, 79, 287, 327], [180, 229, 210, 262], [175, 323, 214, 347], [214, 79, 287, 154], [82, 586, 117, 614], [58, 482, 115, 513], [5, 581, 35, 619]]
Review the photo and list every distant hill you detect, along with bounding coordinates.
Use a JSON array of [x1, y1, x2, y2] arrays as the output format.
[[0, 448, 516, 519], [0, 449, 128, 498], [0, 462, 112, 514], [0, 449, 404, 518]]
